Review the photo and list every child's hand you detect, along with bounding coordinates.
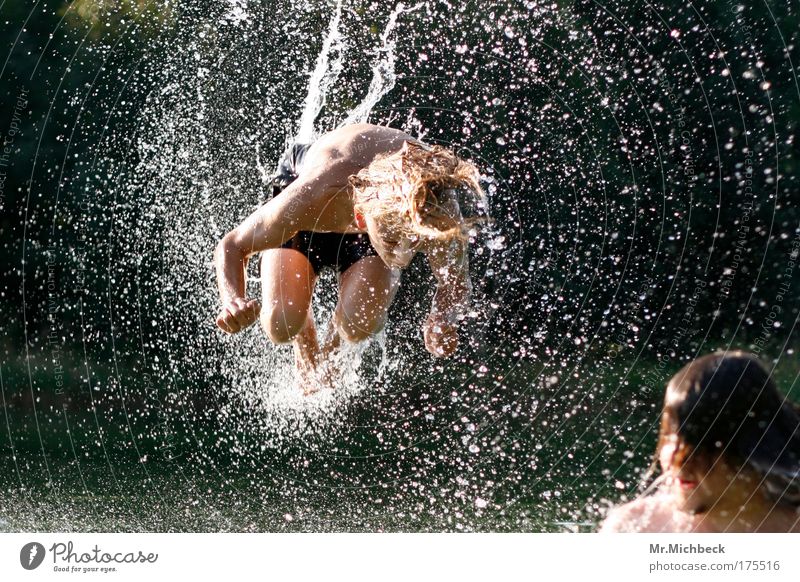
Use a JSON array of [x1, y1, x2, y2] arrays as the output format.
[[423, 313, 459, 357], [216, 298, 261, 334]]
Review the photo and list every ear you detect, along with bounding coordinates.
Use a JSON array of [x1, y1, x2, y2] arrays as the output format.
[[354, 211, 367, 230]]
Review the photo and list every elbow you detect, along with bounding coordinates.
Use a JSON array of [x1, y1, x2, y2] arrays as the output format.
[[214, 233, 243, 266], [213, 237, 228, 265]]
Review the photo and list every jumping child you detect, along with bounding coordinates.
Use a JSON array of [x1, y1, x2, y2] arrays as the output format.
[[214, 123, 485, 390]]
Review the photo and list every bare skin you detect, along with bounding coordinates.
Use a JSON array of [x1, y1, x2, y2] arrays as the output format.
[[214, 123, 471, 391], [600, 436, 800, 532]]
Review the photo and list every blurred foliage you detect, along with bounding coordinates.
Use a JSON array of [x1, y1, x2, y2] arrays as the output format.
[[59, 0, 177, 38]]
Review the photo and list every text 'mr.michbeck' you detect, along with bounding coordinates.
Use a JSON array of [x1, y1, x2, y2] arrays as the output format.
[[650, 543, 725, 554]]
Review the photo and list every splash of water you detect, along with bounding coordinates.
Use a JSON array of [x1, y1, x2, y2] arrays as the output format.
[[222, 0, 252, 27], [294, 0, 347, 143], [223, 268, 394, 447], [341, 2, 424, 127], [259, 1, 422, 181], [236, 1, 428, 434]]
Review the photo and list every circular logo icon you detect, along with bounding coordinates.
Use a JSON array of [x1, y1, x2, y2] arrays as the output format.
[[20, 542, 46, 570]]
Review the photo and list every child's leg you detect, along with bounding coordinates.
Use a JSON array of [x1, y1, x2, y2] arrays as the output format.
[[260, 248, 320, 369], [332, 256, 400, 344]]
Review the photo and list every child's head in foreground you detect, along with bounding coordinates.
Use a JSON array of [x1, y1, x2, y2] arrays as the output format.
[[656, 351, 800, 515], [349, 141, 487, 268]]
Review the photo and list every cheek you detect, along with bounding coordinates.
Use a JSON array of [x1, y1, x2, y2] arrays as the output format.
[[395, 238, 413, 255], [659, 442, 677, 473], [371, 238, 387, 253], [365, 216, 384, 238]]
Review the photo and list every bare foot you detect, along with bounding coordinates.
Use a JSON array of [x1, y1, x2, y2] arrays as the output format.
[[293, 351, 320, 395], [290, 311, 325, 395], [294, 344, 344, 395], [289, 313, 356, 395], [294, 329, 346, 395], [320, 322, 343, 375], [293, 366, 335, 395]]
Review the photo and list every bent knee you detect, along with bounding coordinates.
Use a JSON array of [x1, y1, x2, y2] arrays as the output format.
[[260, 307, 308, 344], [334, 310, 385, 344], [337, 324, 374, 344]]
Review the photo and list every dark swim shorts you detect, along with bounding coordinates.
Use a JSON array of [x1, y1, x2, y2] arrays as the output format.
[[266, 143, 377, 276]]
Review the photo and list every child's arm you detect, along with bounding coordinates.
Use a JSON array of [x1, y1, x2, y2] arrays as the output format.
[[213, 177, 321, 334], [423, 238, 472, 357]]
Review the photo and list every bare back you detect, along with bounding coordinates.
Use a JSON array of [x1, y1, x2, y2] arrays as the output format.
[[303, 123, 420, 177], [226, 124, 420, 254]]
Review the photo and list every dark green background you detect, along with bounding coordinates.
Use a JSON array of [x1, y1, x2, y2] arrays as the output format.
[[1, 0, 799, 531]]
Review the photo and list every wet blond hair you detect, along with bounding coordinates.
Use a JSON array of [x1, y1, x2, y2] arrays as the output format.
[[349, 141, 487, 242]]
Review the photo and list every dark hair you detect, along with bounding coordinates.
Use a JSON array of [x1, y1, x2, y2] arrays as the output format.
[[656, 351, 800, 506]]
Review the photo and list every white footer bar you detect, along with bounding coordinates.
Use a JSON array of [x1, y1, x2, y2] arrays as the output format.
[[1, 533, 796, 581]]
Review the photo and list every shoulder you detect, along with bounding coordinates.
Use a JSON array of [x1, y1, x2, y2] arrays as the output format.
[[599, 500, 649, 533], [776, 506, 800, 532], [599, 495, 675, 533], [311, 124, 415, 164], [792, 512, 800, 533]]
